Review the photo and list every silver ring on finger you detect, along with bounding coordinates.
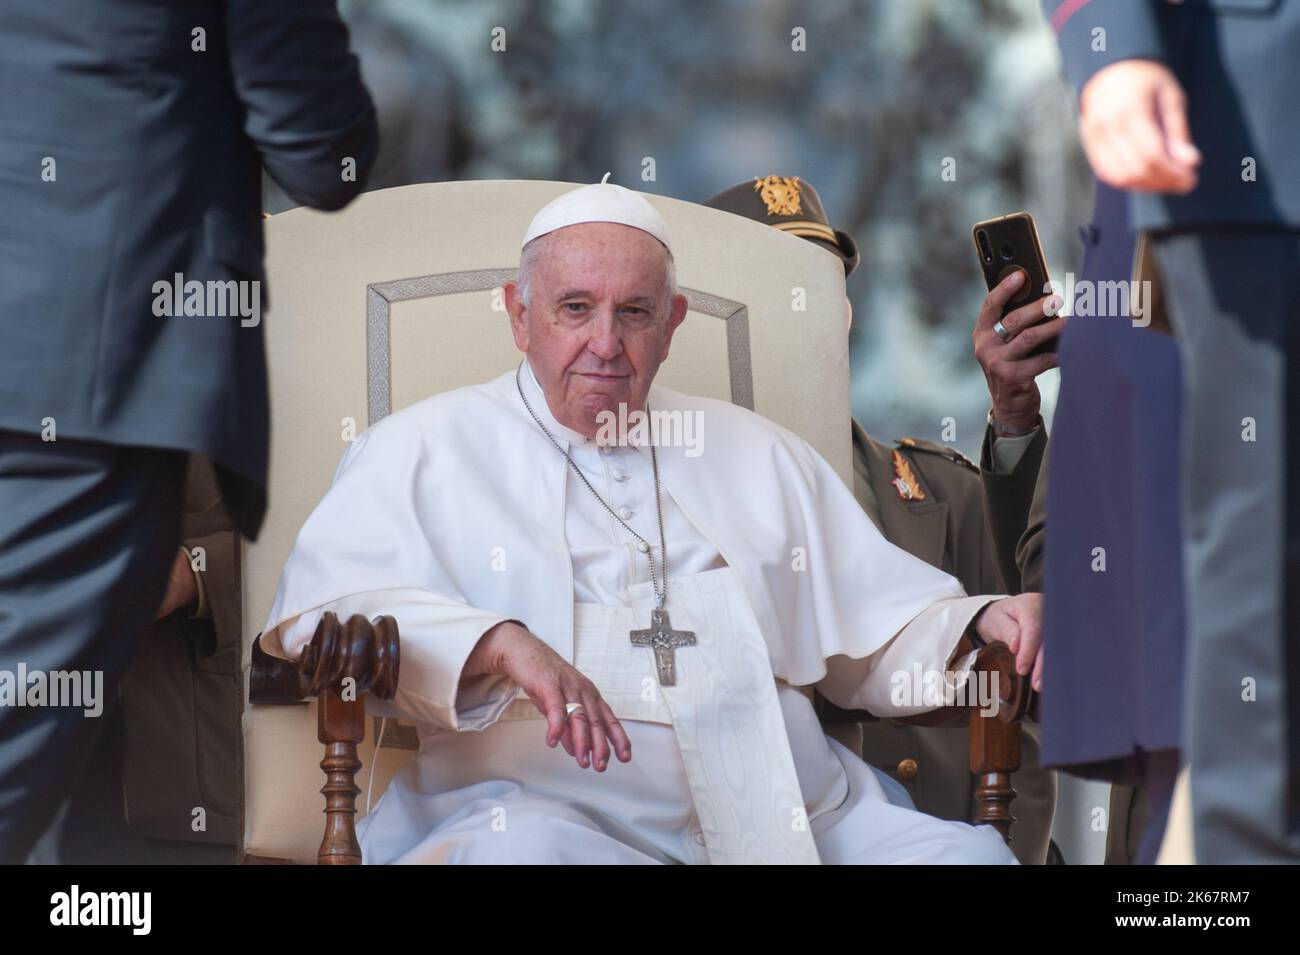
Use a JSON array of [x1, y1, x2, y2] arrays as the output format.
[[564, 702, 584, 717], [993, 319, 1013, 343]]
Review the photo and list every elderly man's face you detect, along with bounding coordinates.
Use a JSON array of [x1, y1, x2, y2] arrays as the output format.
[[506, 222, 688, 437]]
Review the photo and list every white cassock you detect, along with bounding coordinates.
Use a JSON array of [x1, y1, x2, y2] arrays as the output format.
[[261, 360, 1017, 865]]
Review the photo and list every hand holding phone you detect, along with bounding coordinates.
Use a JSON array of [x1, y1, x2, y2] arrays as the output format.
[[971, 212, 1065, 434], [972, 212, 1059, 357]]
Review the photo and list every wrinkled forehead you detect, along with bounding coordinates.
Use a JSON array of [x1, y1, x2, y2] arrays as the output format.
[[525, 222, 672, 294]]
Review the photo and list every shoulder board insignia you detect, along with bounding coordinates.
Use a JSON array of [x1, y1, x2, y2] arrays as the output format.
[[895, 437, 978, 473], [890, 449, 927, 502]]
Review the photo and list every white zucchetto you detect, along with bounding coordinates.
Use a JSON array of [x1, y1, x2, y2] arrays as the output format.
[[521, 173, 672, 252]]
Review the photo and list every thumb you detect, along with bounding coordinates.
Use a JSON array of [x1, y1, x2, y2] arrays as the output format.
[[1157, 81, 1200, 167]]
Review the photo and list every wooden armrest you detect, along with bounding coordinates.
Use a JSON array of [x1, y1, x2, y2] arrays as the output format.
[[248, 612, 401, 864], [815, 641, 1037, 845], [249, 612, 400, 704], [894, 641, 1035, 727]]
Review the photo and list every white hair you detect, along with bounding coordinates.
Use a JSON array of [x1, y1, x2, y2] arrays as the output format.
[[516, 230, 678, 315]]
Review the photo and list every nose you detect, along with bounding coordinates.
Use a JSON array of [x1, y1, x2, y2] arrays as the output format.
[[586, 307, 624, 362]]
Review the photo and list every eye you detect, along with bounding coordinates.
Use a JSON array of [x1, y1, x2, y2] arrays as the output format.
[[620, 306, 649, 319], [562, 302, 589, 315]]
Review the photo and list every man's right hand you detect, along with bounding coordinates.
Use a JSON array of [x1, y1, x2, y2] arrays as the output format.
[[465, 620, 632, 772], [973, 270, 1064, 434], [1078, 59, 1201, 194]]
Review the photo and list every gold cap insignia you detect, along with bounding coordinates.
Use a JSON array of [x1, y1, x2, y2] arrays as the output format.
[[753, 176, 803, 217], [891, 450, 927, 502]]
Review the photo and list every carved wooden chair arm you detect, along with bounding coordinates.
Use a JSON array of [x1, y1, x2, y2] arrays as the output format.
[[250, 612, 399, 704], [817, 641, 1038, 844], [892, 641, 1036, 727], [248, 612, 400, 864]]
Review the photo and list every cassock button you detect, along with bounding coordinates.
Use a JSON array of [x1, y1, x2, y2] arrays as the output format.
[[693, 830, 706, 847], [600, 445, 614, 456], [612, 468, 629, 482], [897, 758, 919, 780], [638, 541, 650, 553], [618, 506, 633, 519]]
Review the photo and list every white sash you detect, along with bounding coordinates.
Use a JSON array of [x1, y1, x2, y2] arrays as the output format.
[[501, 566, 821, 864]]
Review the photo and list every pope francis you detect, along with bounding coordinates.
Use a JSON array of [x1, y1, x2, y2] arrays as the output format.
[[260, 180, 1042, 865]]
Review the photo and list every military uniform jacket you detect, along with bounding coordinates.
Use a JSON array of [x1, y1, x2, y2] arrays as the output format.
[[119, 458, 243, 846], [827, 419, 1054, 863]]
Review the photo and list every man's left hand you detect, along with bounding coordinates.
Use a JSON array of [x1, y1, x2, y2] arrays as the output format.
[[973, 593, 1043, 692]]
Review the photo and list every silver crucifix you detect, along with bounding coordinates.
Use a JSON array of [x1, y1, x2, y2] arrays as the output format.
[[630, 607, 696, 686]]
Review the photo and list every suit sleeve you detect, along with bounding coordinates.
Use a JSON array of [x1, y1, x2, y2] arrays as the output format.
[[224, 0, 379, 210], [980, 422, 1048, 594], [1041, 0, 1166, 94], [1016, 444, 1049, 595]]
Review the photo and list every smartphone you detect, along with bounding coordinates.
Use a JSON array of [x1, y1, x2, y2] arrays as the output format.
[[972, 212, 1055, 355]]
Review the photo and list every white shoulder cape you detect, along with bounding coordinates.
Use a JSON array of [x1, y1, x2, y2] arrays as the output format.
[[262, 368, 984, 712]]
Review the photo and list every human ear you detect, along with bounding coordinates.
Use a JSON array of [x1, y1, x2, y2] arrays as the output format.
[[504, 281, 529, 351]]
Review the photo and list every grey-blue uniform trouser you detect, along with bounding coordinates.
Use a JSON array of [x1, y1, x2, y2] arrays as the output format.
[[1154, 228, 1300, 862], [0, 431, 185, 863]]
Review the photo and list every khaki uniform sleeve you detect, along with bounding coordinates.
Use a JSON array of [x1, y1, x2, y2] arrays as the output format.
[[979, 422, 1048, 594]]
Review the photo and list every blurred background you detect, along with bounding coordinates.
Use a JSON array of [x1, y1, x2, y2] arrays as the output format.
[[266, 0, 1093, 459]]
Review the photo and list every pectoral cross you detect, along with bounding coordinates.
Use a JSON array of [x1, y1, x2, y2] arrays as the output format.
[[630, 607, 696, 686]]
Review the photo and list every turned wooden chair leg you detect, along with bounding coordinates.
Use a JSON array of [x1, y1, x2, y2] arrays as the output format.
[[970, 711, 1021, 843], [317, 687, 366, 865]]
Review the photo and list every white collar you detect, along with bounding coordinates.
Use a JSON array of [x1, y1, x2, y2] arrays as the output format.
[[519, 359, 595, 446]]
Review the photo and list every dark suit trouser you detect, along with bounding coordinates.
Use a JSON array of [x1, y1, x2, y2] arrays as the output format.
[[0, 431, 185, 863], [1153, 228, 1300, 862]]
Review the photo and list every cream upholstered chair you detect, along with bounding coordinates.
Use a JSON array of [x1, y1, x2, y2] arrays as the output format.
[[240, 180, 1029, 863]]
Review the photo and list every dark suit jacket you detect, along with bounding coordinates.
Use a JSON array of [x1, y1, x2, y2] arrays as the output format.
[[1042, 0, 1300, 229], [0, 0, 378, 539], [1010, 182, 1186, 779]]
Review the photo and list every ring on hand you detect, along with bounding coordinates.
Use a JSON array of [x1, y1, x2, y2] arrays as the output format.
[[564, 702, 583, 716], [993, 320, 1013, 343]]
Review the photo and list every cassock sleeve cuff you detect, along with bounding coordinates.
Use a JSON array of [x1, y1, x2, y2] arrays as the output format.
[[262, 590, 522, 732], [445, 619, 526, 732], [818, 595, 998, 716], [450, 673, 520, 731]]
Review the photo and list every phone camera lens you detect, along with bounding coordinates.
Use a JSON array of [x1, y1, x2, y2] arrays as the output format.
[[976, 230, 993, 264], [1000, 241, 1016, 261]]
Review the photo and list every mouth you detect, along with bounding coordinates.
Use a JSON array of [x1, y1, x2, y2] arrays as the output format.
[[577, 372, 630, 384]]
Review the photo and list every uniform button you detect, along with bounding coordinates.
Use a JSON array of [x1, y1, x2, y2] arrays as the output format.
[[612, 468, 629, 482], [618, 506, 634, 520], [896, 758, 918, 780]]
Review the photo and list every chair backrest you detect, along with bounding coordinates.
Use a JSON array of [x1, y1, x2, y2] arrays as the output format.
[[241, 180, 852, 862]]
